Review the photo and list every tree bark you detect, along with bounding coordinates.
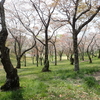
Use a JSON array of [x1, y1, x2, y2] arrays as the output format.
[[0, 0, 20, 91], [1, 47, 19, 91], [23, 54, 26, 67], [16, 57, 21, 68], [70, 54, 74, 65], [42, 28, 50, 72], [87, 49, 92, 63], [54, 44, 57, 65], [98, 49, 100, 58], [35, 46, 39, 67], [73, 33, 79, 71]]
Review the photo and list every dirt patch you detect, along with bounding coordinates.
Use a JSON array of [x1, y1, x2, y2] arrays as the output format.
[[93, 71, 100, 81]]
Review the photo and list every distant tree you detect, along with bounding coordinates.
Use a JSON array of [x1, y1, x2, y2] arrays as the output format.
[[56, 38, 64, 61], [49, 36, 57, 65], [94, 21, 100, 58], [60, 33, 73, 60], [86, 34, 96, 63], [49, 27, 63, 65], [9, 28, 36, 69], [0, 0, 19, 91], [7, 2, 38, 69], [78, 37, 86, 61]]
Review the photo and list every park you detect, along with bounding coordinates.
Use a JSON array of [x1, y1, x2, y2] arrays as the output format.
[[0, 0, 100, 100]]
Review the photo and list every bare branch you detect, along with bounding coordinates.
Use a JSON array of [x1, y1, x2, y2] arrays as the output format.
[[30, 0, 46, 26], [48, 24, 65, 40], [77, 7, 100, 33], [78, 25, 88, 46], [76, 4, 91, 20]]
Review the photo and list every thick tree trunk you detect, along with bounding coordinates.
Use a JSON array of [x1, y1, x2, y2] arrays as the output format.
[[42, 29, 50, 72], [0, 47, 19, 91], [0, 1, 20, 91], [73, 34, 79, 71], [16, 57, 21, 69]]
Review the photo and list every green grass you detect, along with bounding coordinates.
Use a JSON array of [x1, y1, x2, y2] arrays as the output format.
[[0, 57, 100, 99]]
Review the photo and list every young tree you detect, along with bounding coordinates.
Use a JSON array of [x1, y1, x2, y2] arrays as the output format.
[[0, 0, 19, 91]]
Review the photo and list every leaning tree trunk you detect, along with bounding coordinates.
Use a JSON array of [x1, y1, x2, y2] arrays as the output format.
[[1, 47, 19, 91], [87, 49, 92, 63], [0, 0, 20, 91]]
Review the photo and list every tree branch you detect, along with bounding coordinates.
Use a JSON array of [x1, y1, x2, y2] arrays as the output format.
[[77, 7, 100, 33], [0, 0, 5, 5], [76, 4, 91, 20]]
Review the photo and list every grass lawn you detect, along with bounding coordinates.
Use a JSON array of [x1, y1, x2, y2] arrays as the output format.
[[0, 57, 100, 100]]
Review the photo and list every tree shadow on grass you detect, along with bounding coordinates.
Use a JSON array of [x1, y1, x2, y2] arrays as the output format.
[[10, 88, 24, 100]]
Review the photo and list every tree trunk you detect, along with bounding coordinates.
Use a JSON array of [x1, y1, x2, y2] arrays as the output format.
[[70, 54, 74, 65], [1, 47, 19, 91], [87, 50, 92, 63], [36, 54, 39, 67], [22, 54, 26, 67], [31, 55, 35, 65], [98, 49, 100, 58], [54, 44, 57, 65], [59, 51, 63, 61], [81, 52, 84, 61], [16, 57, 21, 69], [36, 47, 39, 67], [59, 55, 62, 61], [40, 57, 43, 66], [0, 0, 20, 91], [42, 28, 50, 72], [73, 34, 79, 71], [23, 54, 26, 67]]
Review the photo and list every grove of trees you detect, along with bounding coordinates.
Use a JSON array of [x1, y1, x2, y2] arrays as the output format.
[[0, 0, 100, 91]]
